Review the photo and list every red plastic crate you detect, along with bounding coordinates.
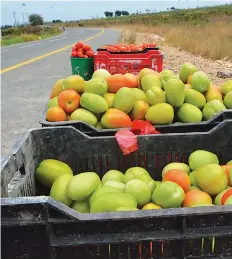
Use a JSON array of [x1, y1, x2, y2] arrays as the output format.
[[94, 48, 163, 75]]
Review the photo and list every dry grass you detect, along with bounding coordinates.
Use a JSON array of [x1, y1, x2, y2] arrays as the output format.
[[21, 34, 41, 42], [69, 4, 232, 60], [115, 22, 232, 60], [1, 26, 62, 46], [1, 34, 40, 46], [119, 30, 137, 44], [162, 22, 232, 60]]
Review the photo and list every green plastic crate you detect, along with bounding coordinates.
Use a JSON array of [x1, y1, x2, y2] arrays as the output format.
[[70, 56, 94, 80]]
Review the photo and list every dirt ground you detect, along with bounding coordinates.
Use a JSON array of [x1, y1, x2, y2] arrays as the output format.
[[136, 33, 232, 85]]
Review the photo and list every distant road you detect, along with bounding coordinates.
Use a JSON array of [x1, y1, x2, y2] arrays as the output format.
[[1, 28, 106, 69], [1, 28, 120, 156]]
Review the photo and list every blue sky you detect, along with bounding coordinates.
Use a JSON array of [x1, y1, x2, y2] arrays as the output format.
[[1, 0, 231, 25]]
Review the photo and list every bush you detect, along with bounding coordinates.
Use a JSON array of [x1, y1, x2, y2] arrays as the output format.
[[21, 34, 40, 42], [1, 26, 61, 37]]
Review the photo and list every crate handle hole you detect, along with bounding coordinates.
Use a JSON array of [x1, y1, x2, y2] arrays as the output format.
[[19, 165, 26, 175]]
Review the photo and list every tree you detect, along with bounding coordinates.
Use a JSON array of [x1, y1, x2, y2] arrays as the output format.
[[121, 11, 129, 16], [104, 11, 110, 18], [109, 12, 113, 17], [52, 19, 62, 23], [29, 14, 44, 25], [115, 10, 122, 17], [170, 7, 176, 10]]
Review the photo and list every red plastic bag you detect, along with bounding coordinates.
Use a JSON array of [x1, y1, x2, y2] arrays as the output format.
[[115, 129, 138, 155], [115, 120, 160, 155], [131, 120, 160, 135]]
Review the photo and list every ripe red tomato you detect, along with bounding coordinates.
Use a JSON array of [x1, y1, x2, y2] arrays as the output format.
[[72, 51, 78, 57], [86, 50, 94, 57], [83, 44, 91, 51], [75, 41, 83, 48], [119, 46, 128, 52], [130, 45, 138, 52], [77, 51, 84, 58], [108, 47, 118, 52]]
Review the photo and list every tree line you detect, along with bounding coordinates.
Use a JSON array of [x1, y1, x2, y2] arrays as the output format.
[[104, 10, 130, 18]]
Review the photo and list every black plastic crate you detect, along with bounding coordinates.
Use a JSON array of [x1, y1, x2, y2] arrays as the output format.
[[39, 105, 232, 135], [1, 120, 232, 259]]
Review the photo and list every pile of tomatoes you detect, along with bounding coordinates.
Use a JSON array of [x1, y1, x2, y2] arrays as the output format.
[[71, 41, 94, 58], [99, 43, 157, 52]]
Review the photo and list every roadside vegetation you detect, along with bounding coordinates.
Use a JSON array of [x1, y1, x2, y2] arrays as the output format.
[[1, 14, 62, 46], [62, 4, 232, 60]]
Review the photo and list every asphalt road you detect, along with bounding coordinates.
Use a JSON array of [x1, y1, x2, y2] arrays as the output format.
[[1, 28, 120, 157]]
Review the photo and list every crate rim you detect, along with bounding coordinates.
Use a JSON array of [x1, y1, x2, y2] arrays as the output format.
[[2, 119, 232, 173], [96, 47, 160, 54], [70, 56, 94, 60], [2, 196, 232, 222]]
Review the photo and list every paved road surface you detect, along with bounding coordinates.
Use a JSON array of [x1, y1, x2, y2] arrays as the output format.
[[1, 28, 120, 157]]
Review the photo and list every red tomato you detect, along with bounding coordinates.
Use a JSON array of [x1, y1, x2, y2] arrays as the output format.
[[119, 46, 128, 52], [108, 47, 118, 52], [77, 51, 84, 58], [83, 44, 91, 51], [86, 50, 94, 57], [71, 51, 78, 57], [75, 41, 83, 48], [130, 45, 138, 52], [83, 55, 88, 58]]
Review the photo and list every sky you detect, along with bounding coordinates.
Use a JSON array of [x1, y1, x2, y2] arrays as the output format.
[[1, 0, 232, 26]]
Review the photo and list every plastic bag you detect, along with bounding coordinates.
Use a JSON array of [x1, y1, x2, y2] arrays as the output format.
[[115, 129, 138, 155], [115, 120, 160, 155]]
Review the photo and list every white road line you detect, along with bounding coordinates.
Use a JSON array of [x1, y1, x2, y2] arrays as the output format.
[[60, 37, 67, 40], [20, 43, 41, 48], [0, 49, 8, 53], [76, 30, 83, 36], [48, 38, 59, 42]]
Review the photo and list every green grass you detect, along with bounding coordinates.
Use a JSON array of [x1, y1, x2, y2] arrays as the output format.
[[1, 36, 27, 46], [1, 26, 62, 46]]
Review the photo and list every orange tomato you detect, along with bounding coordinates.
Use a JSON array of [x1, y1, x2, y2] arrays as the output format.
[[107, 74, 129, 93], [58, 90, 80, 113], [163, 169, 191, 192], [221, 165, 232, 186], [46, 106, 66, 122], [124, 73, 138, 88], [183, 190, 212, 207]]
